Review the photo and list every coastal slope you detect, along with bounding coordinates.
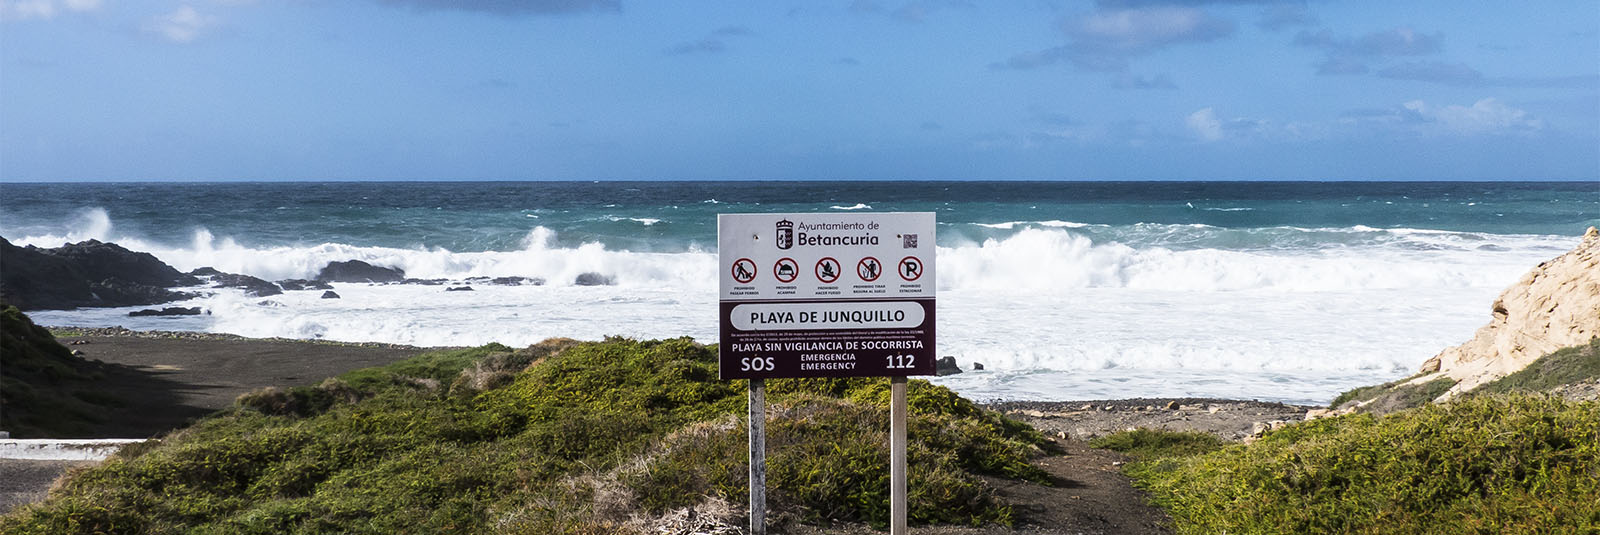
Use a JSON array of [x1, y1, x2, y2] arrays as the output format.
[[1419, 227, 1600, 397]]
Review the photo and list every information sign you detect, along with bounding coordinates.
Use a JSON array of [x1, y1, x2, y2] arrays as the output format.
[[718, 212, 936, 379]]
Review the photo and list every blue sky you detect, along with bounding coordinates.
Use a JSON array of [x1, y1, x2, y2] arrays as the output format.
[[1, 0, 1597, 181]]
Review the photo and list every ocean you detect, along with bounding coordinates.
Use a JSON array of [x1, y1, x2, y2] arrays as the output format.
[[3, 181, 1595, 405]]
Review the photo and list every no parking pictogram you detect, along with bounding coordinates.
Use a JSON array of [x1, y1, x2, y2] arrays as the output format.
[[857, 256, 882, 282], [815, 257, 841, 283], [898, 256, 923, 281], [731, 258, 757, 284], [773, 257, 799, 283]]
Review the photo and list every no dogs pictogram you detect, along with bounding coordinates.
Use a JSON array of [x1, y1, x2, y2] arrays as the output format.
[[773, 257, 799, 283], [731, 258, 757, 284], [815, 257, 841, 284], [857, 256, 882, 282], [898, 256, 923, 281]]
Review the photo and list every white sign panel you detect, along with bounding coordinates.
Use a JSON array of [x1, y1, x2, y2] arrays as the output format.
[[718, 212, 936, 379]]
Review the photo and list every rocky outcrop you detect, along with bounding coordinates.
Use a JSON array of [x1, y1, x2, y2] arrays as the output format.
[[0, 238, 197, 310], [574, 272, 615, 286], [1418, 227, 1600, 398], [315, 260, 405, 283], [277, 279, 333, 291], [43, 239, 199, 288], [209, 273, 283, 297], [128, 307, 205, 317]]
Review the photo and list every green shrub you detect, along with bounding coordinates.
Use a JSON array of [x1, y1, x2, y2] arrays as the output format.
[[1474, 337, 1600, 395], [0, 304, 123, 437], [1119, 394, 1600, 534], [2, 337, 1049, 533]]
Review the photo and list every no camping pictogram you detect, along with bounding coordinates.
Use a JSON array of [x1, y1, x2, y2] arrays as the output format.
[[773, 258, 798, 283], [815, 257, 841, 283], [731, 258, 757, 284], [857, 256, 882, 282], [898, 256, 923, 281]]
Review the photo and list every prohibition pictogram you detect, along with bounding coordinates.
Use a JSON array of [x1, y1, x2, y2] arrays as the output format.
[[857, 256, 882, 282], [898, 256, 923, 281], [731, 258, 757, 284], [815, 257, 841, 284], [773, 257, 799, 283]]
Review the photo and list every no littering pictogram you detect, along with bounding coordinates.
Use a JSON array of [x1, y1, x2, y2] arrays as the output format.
[[732, 258, 757, 284], [857, 256, 882, 282], [774, 258, 799, 283], [898, 256, 923, 281], [815, 257, 841, 284]]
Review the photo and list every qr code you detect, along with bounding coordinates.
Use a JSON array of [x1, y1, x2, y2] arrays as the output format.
[[902, 234, 918, 248]]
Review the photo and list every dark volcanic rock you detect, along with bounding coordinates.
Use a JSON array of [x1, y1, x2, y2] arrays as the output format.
[[277, 279, 333, 291], [401, 278, 448, 286], [128, 307, 204, 317], [46, 239, 200, 287], [936, 356, 963, 376], [89, 280, 196, 306], [445, 286, 474, 292], [211, 273, 283, 297], [316, 260, 405, 283], [1, 238, 98, 310], [574, 272, 615, 286], [321, 291, 341, 299], [491, 276, 544, 286], [189, 267, 225, 277], [1, 237, 197, 310]]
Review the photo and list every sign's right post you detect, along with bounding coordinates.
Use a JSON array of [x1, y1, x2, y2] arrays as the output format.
[[891, 375, 908, 534]]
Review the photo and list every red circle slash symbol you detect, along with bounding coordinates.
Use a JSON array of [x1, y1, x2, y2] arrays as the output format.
[[731, 258, 757, 284], [774, 257, 799, 283], [857, 256, 881, 282], [898, 256, 923, 281], [815, 257, 841, 284]]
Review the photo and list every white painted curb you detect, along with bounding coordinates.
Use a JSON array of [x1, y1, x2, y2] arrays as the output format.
[[0, 439, 147, 461]]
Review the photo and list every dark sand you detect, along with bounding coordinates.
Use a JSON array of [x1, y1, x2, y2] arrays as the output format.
[[2, 330, 426, 515], [3, 331, 1318, 532], [46, 329, 428, 438]]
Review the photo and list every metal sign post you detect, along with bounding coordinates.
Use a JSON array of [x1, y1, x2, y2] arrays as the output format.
[[749, 378, 766, 535], [890, 375, 908, 535], [718, 212, 935, 535]]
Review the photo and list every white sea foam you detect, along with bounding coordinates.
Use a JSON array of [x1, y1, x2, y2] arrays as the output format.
[[14, 212, 1578, 404], [830, 203, 872, 210]]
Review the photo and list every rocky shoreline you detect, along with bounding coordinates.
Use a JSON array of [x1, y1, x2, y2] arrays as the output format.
[[987, 398, 1316, 442], [44, 325, 429, 350]]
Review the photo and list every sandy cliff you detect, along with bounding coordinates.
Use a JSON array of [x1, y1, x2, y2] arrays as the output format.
[[1418, 227, 1600, 398]]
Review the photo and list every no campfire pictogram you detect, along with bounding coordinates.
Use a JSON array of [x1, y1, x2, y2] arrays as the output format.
[[898, 256, 923, 281], [815, 257, 841, 284], [731, 258, 757, 284], [773, 257, 798, 283], [857, 256, 882, 282]]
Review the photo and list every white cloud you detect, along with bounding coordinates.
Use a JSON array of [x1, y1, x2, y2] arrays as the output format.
[[1402, 98, 1543, 135], [1187, 107, 1223, 141], [0, 0, 101, 21], [993, 5, 1233, 72], [145, 5, 217, 43]]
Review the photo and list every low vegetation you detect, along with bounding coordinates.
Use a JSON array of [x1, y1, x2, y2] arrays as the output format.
[[1328, 374, 1457, 414], [1100, 395, 1600, 534], [0, 304, 124, 437], [1473, 337, 1600, 396], [0, 337, 1048, 534]]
